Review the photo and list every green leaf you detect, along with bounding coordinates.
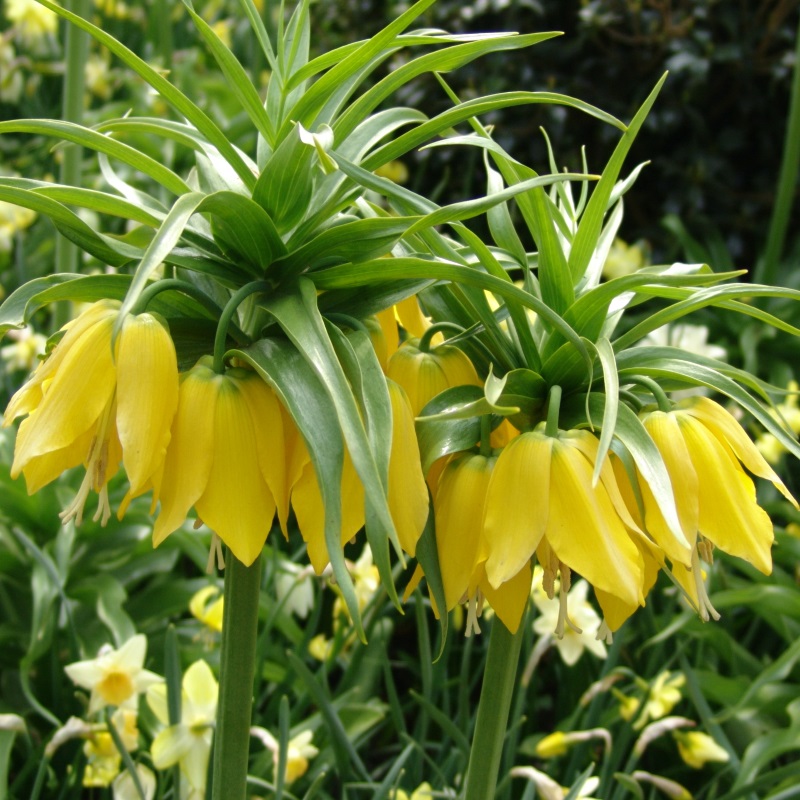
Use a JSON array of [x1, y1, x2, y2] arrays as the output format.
[[34, 0, 256, 190], [259, 279, 400, 602], [592, 337, 619, 483], [275, 217, 416, 277], [232, 337, 363, 637], [0, 186, 135, 266], [567, 74, 666, 284], [334, 31, 561, 141], [252, 125, 315, 233], [202, 191, 286, 273], [327, 324, 399, 605], [186, 3, 276, 145], [0, 119, 191, 196]]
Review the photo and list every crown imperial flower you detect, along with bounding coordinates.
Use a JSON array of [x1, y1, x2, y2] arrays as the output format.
[[4, 300, 179, 526], [152, 358, 288, 566]]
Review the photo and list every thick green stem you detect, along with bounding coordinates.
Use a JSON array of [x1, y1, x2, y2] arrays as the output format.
[[211, 554, 263, 800], [756, 14, 800, 285], [463, 616, 526, 800], [53, 0, 90, 330], [545, 384, 562, 437], [213, 280, 271, 373]]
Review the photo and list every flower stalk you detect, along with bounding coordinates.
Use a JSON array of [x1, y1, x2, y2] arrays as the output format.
[[463, 614, 526, 800], [211, 553, 263, 800]]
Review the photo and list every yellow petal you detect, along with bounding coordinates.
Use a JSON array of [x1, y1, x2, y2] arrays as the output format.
[[484, 432, 552, 589], [11, 314, 116, 471], [639, 411, 697, 566], [292, 448, 365, 574], [275, 404, 310, 536], [395, 295, 429, 338], [547, 439, 642, 607], [4, 301, 118, 425], [679, 414, 774, 573], [683, 396, 798, 508], [151, 725, 193, 770], [115, 312, 178, 495], [387, 380, 428, 556], [480, 561, 531, 633], [434, 452, 494, 610], [17, 425, 94, 492], [195, 376, 276, 566], [234, 369, 287, 521], [153, 365, 218, 547]]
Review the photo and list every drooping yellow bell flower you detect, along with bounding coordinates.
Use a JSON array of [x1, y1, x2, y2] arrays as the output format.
[[386, 336, 481, 416], [483, 425, 644, 610], [639, 396, 798, 576], [4, 300, 179, 526], [152, 358, 287, 566], [291, 378, 428, 572], [432, 450, 531, 635]]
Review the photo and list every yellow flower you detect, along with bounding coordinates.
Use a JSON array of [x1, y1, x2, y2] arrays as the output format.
[[535, 731, 570, 758], [432, 450, 532, 635], [602, 237, 648, 280], [374, 159, 409, 184], [483, 425, 645, 613], [148, 660, 217, 799], [634, 670, 685, 729], [0, 326, 46, 373], [674, 731, 730, 769], [113, 764, 156, 800], [152, 358, 288, 566], [387, 336, 481, 416], [4, 300, 179, 526], [5, 0, 59, 45], [0, 199, 36, 240], [638, 397, 797, 579], [291, 379, 428, 572], [391, 782, 434, 800], [64, 634, 163, 715], [755, 381, 800, 465], [532, 578, 607, 665], [189, 585, 224, 633], [83, 731, 121, 787], [284, 730, 319, 783]]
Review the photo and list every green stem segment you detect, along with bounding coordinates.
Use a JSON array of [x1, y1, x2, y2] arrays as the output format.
[[545, 384, 562, 437], [212, 553, 262, 800], [463, 616, 526, 800], [213, 280, 271, 373], [479, 415, 493, 458], [418, 322, 465, 352], [627, 375, 671, 412], [53, 0, 90, 330]]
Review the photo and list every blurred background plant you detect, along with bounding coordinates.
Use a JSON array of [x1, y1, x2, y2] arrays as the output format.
[[1, 1, 799, 799]]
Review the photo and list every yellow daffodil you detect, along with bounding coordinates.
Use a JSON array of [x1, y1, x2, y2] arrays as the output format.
[[483, 425, 645, 613], [148, 660, 217, 800], [83, 730, 121, 787], [638, 397, 797, 583], [4, 300, 179, 526], [251, 726, 320, 785], [5, 0, 59, 45], [64, 634, 163, 715], [631, 771, 693, 800], [387, 336, 481, 416], [674, 730, 730, 769], [333, 545, 380, 623], [534, 728, 611, 759], [0, 326, 46, 373], [432, 451, 531, 635], [189, 585, 224, 633], [152, 358, 287, 566], [391, 781, 434, 800], [602, 236, 648, 281], [284, 730, 319, 783], [532, 577, 607, 665], [634, 670, 685, 730], [755, 381, 800, 464], [291, 379, 427, 572], [511, 766, 600, 800], [113, 765, 156, 800], [0, 199, 36, 243]]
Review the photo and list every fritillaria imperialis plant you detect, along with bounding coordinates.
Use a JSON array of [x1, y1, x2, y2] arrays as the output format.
[[2, 0, 800, 798]]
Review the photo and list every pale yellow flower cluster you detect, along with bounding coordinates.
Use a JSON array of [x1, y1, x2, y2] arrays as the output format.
[[4, 0, 58, 46]]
